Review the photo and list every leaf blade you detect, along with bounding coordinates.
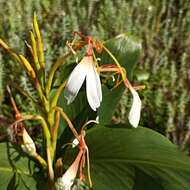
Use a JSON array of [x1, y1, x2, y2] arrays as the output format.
[[83, 125, 190, 190]]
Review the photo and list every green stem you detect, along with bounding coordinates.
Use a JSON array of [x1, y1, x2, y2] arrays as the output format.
[[35, 80, 49, 112], [51, 81, 67, 108], [35, 153, 47, 169], [12, 115, 51, 147], [11, 115, 51, 171], [55, 107, 80, 141], [102, 45, 126, 81], [45, 52, 71, 96], [48, 81, 67, 127], [47, 147, 54, 186], [51, 111, 60, 161]]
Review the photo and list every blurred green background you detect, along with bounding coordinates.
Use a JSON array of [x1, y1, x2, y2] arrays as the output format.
[[0, 0, 190, 150]]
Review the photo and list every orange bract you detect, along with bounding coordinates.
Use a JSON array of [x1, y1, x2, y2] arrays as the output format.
[[72, 31, 103, 54]]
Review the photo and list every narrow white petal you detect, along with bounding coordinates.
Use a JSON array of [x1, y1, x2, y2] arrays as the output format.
[[86, 60, 102, 111], [128, 88, 141, 128], [64, 57, 89, 104]]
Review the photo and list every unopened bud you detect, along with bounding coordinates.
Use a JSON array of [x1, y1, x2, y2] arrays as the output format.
[[21, 128, 36, 157], [54, 150, 83, 190]]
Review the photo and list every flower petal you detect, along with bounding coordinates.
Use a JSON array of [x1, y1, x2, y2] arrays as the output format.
[[64, 57, 89, 104], [55, 150, 83, 190], [128, 88, 141, 128], [86, 60, 102, 111]]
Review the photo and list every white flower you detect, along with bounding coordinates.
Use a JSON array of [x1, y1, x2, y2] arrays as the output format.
[[128, 87, 141, 128], [54, 150, 83, 190], [65, 56, 102, 111], [21, 128, 36, 157]]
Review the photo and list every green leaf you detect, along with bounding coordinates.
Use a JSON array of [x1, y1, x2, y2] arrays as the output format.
[[98, 33, 142, 124], [98, 84, 124, 124], [82, 125, 190, 190], [0, 143, 47, 190], [100, 33, 142, 78]]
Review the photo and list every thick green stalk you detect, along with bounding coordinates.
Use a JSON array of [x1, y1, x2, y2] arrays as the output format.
[[47, 147, 54, 188], [48, 81, 67, 127], [51, 111, 60, 161], [45, 52, 71, 96]]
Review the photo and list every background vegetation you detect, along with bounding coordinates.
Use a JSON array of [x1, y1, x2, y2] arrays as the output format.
[[0, 0, 190, 151]]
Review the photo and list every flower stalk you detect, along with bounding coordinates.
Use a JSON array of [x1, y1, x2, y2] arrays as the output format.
[[45, 52, 71, 97]]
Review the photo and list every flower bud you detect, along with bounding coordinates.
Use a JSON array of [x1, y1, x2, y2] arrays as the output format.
[[21, 128, 36, 157], [54, 150, 83, 190]]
